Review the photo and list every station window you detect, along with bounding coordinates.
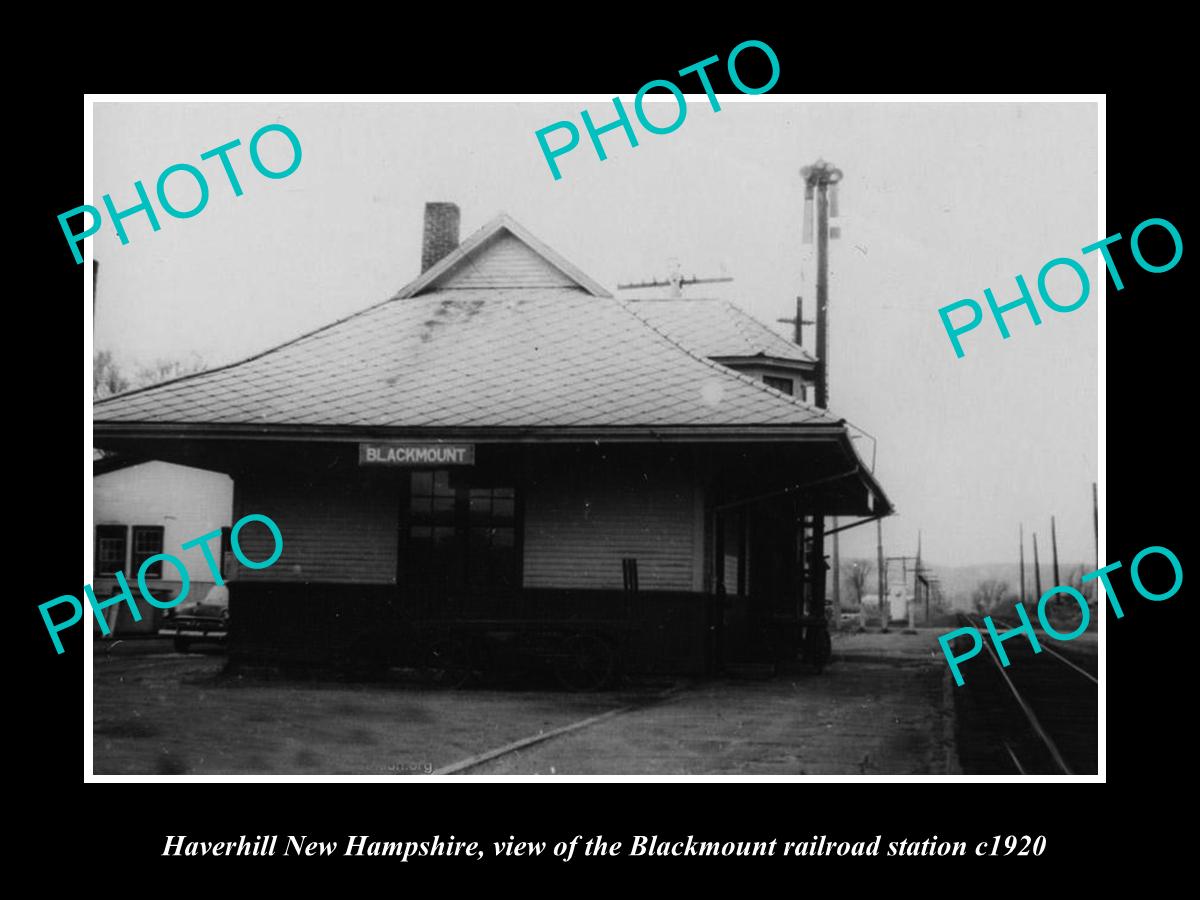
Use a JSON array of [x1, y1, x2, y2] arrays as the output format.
[[131, 526, 165, 579], [763, 375, 793, 395], [408, 470, 458, 579], [406, 472, 519, 592], [95, 525, 127, 576]]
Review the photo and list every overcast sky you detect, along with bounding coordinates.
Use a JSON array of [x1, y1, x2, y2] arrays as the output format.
[[92, 99, 1098, 569]]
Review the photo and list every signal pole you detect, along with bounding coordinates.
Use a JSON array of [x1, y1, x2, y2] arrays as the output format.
[[800, 159, 843, 410]]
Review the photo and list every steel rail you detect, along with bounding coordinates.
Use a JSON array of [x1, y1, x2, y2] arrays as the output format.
[[963, 614, 1074, 776], [990, 617, 1098, 685]]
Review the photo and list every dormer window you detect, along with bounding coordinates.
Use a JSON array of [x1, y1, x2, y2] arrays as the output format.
[[763, 375, 793, 396]]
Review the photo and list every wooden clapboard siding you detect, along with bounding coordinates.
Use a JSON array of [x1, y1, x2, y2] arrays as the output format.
[[523, 469, 702, 591], [233, 476, 397, 584], [435, 233, 579, 290]]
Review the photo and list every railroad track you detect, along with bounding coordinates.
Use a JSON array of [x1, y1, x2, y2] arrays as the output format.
[[951, 613, 1098, 775]]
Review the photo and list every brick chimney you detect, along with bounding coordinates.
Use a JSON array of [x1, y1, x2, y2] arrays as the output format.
[[421, 202, 460, 273]]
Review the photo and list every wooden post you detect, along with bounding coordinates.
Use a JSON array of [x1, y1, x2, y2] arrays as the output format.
[[831, 516, 841, 623], [812, 515, 826, 621], [1051, 515, 1061, 586], [1018, 523, 1026, 605], [876, 518, 887, 632], [1092, 482, 1099, 571], [912, 531, 921, 629], [1032, 532, 1042, 600]]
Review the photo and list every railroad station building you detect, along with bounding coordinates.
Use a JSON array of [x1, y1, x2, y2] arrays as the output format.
[[93, 203, 891, 677]]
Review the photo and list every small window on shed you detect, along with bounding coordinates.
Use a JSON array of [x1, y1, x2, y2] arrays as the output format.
[[95, 525, 127, 576], [131, 526, 165, 579], [762, 375, 793, 395]]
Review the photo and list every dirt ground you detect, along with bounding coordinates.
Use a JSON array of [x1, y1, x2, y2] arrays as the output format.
[[92, 632, 958, 776]]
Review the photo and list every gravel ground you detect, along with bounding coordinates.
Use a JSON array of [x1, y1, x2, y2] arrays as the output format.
[[92, 633, 954, 776]]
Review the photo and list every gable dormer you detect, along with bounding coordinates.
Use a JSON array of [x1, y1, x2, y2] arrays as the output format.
[[397, 204, 611, 299]]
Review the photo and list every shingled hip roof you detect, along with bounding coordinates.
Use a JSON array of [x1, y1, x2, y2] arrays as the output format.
[[94, 289, 839, 432], [625, 298, 817, 365]]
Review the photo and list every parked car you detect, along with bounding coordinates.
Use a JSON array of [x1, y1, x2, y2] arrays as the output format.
[[159, 584, 229, 652]]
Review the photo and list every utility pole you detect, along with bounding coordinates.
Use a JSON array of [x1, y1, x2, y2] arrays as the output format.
[[876, 518, 887, 632], [907, 532, 916, 628], [1092, 482, 1099, 571], [777, 296, 815, 347], [1032, 532, 1043, 601], [1019, 523, 1026, 605], [800, 160, 843, 635], [1050, 515, 1061, 587], [887, 554, 917, 631]]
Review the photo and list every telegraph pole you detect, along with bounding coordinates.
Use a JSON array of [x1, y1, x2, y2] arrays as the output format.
[[777, 296, 814, 346], [1050, 515, 1061, 587], [1019, 523, 1026, 605], [887, 554, 917, 632], [1032, 532, 1043, 600], [912, 531, 921, 630], [876, 519, 887, 632], [1092, 482, 1099, 571]]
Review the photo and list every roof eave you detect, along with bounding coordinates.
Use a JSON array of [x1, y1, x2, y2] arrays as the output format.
[[835, 429, 894, 517], [711, 354, 819, 371], [92, 421, 849, 444]]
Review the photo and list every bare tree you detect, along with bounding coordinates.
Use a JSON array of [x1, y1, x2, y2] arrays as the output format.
[[93, 350, 130, 399], [972, 579, 1011, 616], [1060, 564, 1094, 601], [1039, 564, 1095, 628], [94, 352, 207, 400], [843, 560, 872, 606], [133, 354, 207, 388]]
